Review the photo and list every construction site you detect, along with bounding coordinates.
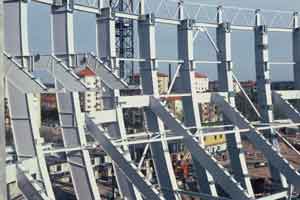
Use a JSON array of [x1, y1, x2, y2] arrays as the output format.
[[2, 0, 300, 199]]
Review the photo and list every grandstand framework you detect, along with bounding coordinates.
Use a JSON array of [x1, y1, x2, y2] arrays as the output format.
[[2, 0, 300, 199]]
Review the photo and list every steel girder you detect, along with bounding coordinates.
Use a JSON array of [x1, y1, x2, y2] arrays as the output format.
[[4, 1, 55, 199], [96, 8, 141, 199], [138, 14, 181, 200], [52, 2, 101, 200], [212, 94, 300, 190], [85, 116, 162, 200], [216, 21, 254, 196], [7, 81, 55, 199], [293, 20, 300, 89], [87, 53, 128, 90], [177, 19, 218, 196], [55, 90, 101, 200], [17, 166, 50, 200], [149, 96, 252, 200], [254, 14, 287, 187], [272, 92, 300, 123], [47, 56, 89, 92]]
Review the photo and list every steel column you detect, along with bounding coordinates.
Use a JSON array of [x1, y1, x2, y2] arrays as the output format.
[[96, 8, 118, 74], [293, 12, 300, 89], [85, 117, 162, 200], [96, 8, 141, 200], [149, 97, 252, 200], [212, 94, 300, 191], [138, 14, 181, 200], [52, 2, 101, 199], [216, 22, 254, 196], [4, 0, 29, 67], [4, 1, 55, 199], [254, 10, 288, 188], [177, 19, 218, 196], [0, 0, 5, 198], [7, 82, 55, 199]]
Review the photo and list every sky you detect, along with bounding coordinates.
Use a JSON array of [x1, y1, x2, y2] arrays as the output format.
[[27, 0, 300, 81]]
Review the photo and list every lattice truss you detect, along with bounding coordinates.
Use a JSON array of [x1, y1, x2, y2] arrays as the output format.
[[2, 0, 300, 200]]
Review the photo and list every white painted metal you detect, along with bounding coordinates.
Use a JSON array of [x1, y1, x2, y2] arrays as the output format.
[[216, 21, 254, 197], [51, 2, 101, 199], [86, 116, 162, 200], [254, 13, 288, 188], [212, 94, 300, 190], [149, 96, 252, 200], [96, 8, 142, 199], [4, 0, 300, 199], [138, 13, 182, 200], [177, 19, 217, 196]]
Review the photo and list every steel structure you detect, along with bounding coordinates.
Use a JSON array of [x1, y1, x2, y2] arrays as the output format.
[[2, 0, 300, 200], [110, 0, 135, 80]]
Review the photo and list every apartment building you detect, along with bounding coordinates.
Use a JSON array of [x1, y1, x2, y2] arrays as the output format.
[[77, 67, 102, 112]]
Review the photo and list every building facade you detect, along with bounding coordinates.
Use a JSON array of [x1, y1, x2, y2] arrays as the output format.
[[77, 67, 102, 113]]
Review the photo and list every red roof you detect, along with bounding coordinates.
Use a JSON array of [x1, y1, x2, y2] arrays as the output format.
[[195, 72, 207, 78], [77, 67, 96, 77], [161, 96, 182, 101]]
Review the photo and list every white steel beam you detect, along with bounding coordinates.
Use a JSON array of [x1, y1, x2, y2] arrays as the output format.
[[96, 8, 141, 199], [5, 54, 47, 93], [47, 56, 89, 92], [254, 13, 288, 188], [149, 97, 251, 200], [273, 92, 300, 124], [4, 1, 55, 199], [7, 82, 55, 199], [17, 166, 50, 200], [275, 90, 300, 100], [86, 116, 162, 200], [56, 91, 101, 200], [212, 94, 300, 190], [293, 12, 300, 89], [138, 13, 181, 200], [4, 0, 29, 67], [87, 53, 128, 89], [177, 19, 217, 196], [0, 0, 5, 198], [52, 2, 101, 199], [217, 21, 254, 196]]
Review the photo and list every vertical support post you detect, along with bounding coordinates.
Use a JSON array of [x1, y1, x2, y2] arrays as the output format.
[[177, 19, 218, 196], [139, 0, 145, 15], [216, 21, 254, 197], [51, 2, 101, 200], [138, 14, 181, 200], [178, 0, 184, 20], [96, 8, 142, 200], [4, 1, 55, 199], [4, 0, 29, 67], [293, 12, 300, 89], [217, 6, 223, 24], [96, 8, 118, 74], [254, 9, 288, 189], [0, 0, 5, 199]]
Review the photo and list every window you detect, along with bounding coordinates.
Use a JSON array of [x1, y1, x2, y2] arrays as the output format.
[[56, 165, 62, 172], [214, 135, 217, 140]]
